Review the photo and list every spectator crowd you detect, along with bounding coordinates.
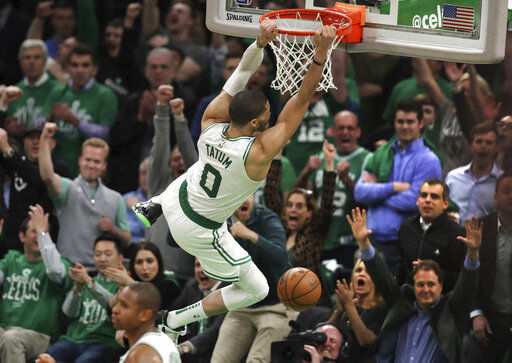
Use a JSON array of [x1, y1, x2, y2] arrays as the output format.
[[0, 0, 510, 362]]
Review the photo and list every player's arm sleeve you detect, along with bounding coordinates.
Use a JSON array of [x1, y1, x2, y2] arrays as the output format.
[[255, 211, 288, 268], [62, 289, 82, 318], [50, 176, 72, 211], [115, 197, 131, 231], [38, 232, 67, 285], [384, 154, 442, 212], [175, 117, 198, 169], [147, 104, 173, 197], [88, 282, 115, 309], [354, 176, 395, 205]]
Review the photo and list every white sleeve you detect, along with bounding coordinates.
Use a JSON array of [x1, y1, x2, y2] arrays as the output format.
[[38, 233, 66, 285], [222, 41, 264, 96]]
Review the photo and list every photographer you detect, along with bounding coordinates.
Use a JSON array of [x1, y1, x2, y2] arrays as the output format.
[[303, 324, 343, 363]]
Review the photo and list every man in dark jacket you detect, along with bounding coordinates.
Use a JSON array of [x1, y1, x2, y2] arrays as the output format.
[[0, 117, 70, 257], [467, 173, 512, 362], [210, 194, 293, 363], [398, 178, 466, 291], [347, 207, 481, 363]]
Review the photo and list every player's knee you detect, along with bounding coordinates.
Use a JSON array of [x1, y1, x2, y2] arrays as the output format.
[[255, 276, 269, 302]]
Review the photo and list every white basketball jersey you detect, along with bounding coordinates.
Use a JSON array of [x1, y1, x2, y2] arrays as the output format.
[[119, 331, 180, 363], [185, 123, 262, 223]]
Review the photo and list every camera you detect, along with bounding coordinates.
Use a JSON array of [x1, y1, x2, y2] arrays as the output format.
[[270, 321, 327, 363]]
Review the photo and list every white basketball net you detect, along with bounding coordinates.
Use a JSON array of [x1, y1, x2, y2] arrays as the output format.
[[267, 12, 347, 96]]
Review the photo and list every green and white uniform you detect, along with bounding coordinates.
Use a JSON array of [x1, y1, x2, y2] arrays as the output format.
[[254, 155, 296, 207], [6, 73, 60, 126], [119, 331, 180, 363], [59, 277, 118, 346], [310, 147, 372, 250], [160, 123, 261, 282], [0, 250, 72, 342]]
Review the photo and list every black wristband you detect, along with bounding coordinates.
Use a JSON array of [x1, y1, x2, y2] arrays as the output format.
[[312, 58, 325, 66]]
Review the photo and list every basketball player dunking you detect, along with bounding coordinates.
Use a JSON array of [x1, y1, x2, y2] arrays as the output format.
[[133, 20, 337, 338]]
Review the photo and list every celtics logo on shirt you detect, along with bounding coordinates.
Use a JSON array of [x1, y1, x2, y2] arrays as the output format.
[[2, 268, 41, 307]]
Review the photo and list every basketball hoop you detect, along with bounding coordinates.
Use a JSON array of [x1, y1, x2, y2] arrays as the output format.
[[260, 4, 365, 96]]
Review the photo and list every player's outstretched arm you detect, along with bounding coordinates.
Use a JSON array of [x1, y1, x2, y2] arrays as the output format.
[[201, 20, 277, 132], [254, 26, 337, 161]]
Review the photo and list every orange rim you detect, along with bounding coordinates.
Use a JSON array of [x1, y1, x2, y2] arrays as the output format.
[[260, 8, 352, 37]]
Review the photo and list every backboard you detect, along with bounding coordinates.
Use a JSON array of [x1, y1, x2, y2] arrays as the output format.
[[205, 0, 509, 63]]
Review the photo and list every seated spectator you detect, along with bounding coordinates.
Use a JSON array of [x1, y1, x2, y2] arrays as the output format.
[[45, 234, 123, 362], [43, 43, 118, 176], [328, 258, 388, 363], [347, 208, 481, 363], [354, 99, 442, 275], [123, 158, 149, 243], [105, 241, 181, 310], [0, 205, 71, 362], [39, 123, 131, 269], [399, 178, 466, 291], [211, 194, 291, 362], [295, 110, 372, 270], [383, 59, 452, 123], [3, 40, 61, 138], [175, 258, 225, 363], [145, 86, 197, 281], [265, 141, 336, 307], [38, 282, 180, 363], [0, 117, 70, 258], [445, 122, 502, 224], [27, 0, 98, 59], [303, 323, 343, 363], [465, 173, 512, 362]]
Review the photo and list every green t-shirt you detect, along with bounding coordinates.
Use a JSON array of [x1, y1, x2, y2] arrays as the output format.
[[285, 79, 360, 175], [60, 277, 118, 346], [42, 81, 118, 176], [382, 76, 452, 123], [424, 121, 441, 149], [52, 176, 130, 232], [254, 155, 296, 207], [0, 251, 72, 341], [6, 74, 60, 125], [310, 147, 372, 250]]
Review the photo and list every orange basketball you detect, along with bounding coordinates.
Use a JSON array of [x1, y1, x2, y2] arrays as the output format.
[[277, 267, 321, 311]]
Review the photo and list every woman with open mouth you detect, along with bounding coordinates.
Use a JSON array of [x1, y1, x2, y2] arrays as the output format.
[[328, 258, 388, 363], [264, 141, 337, 307]]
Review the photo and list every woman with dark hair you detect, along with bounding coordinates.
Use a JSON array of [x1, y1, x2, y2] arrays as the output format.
[[328, 257, 388, 363], [264, 141, 336, 306], [105, 241, 181, 310]]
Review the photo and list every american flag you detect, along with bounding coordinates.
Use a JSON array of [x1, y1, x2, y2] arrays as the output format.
[[442, 4, 475, 31]]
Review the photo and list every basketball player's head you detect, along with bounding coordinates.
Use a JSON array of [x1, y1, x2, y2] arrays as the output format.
[[229, 90, 269, 132], [111, 282, 161, 331]]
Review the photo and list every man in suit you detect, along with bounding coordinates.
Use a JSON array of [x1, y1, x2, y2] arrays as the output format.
[[398, 178, 466, 291], [469, 173, 512, 362], [347, 207, 481, 363]]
